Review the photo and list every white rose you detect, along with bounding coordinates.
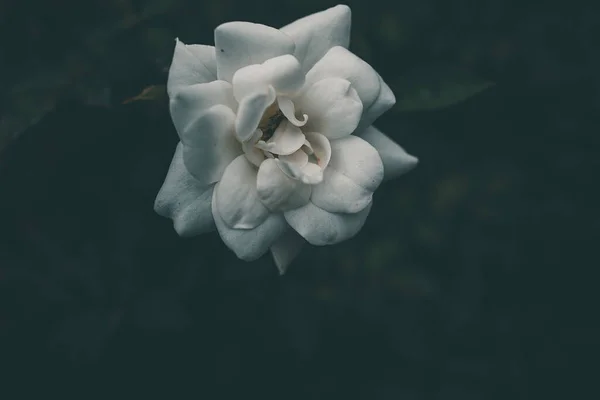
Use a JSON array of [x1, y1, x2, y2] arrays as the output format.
[[155, 5, 418, 273]]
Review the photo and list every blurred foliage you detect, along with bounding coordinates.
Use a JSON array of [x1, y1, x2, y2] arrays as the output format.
[[0, 0, 496, 154], [394, 65, 495, 111], [0, 0, 597, 398]]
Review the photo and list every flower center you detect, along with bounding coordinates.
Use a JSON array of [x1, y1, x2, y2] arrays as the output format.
[[240, 95, 326, 185], [258, 102, 286, 142]]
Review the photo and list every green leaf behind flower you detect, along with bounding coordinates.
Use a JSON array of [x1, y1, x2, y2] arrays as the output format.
[[394, 65, 495, 112]]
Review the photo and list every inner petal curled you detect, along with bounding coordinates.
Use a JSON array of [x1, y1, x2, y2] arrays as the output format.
[[277, 96, 308, 127], [255, 120, 305, 156]]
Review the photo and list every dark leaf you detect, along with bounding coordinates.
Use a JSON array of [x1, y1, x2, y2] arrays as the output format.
[[394, 65, 494, 112]]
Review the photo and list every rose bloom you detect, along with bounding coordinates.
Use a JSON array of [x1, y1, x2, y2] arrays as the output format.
[[155, 5, 418, 273]]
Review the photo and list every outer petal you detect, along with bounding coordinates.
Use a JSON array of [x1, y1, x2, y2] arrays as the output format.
[[270, 229, 305, 275], [169, 80, 237, 146], [216, 156, 270, 230], [311, 169, 373, 214], [358, 125, 419, 181], [256, 158, 311, 212], [280, 4, 351, 74], [167, 39, 217, 97], [297, 78, 363, 139], [215, 22, 295, 83], [328, 135, 384, 191], [232, 55, 305, 101], [305, 46, 381, 113], [284, 201, 373, 246], [181, 139, 240, 186], [311, 135, 383, 213], [212, 183, 288, 261], [169, 81, 241, 184], [357, 74, 396, 132], [154, 143, 215, 237]]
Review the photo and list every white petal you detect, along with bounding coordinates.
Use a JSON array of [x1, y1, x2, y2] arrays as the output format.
[[328, 135, 384, 191], [215, 22, 295, 83], [305, 132, 331, 170], [235, 85, 276, 142], [212, 183, 288, 261], [358, 125, 418, 181], [169, 80, 236, 146], [297, 78, 363, 139], [262, 55, 305, 95], [232, 55, 305, 102], [181, 139, 241, 185], [241, 129, 266, 167], [305, 46, 381, 113], [247, 127, 263, 144], [357, 73, 396, 132], [279, 149, 308, 169], [216, 156, 270, 230], [231, 64, 269, 102], [276, 158, 323, 185], [284, 201, 372, 246], [299, 163, 324, 185], [154, 143, 215, 237], [311, 169, 373, 214], [270, 229, 305, 274], [242, 144, 265, 167], [302, 139, 314, 154], [256, 120, 305, 155], [277, 96, 308, 127], [167, 39, 217, 97], [169, 81, 241, 184], [280, 4, 351, 74], [310, 134, 383, 214], [256, 158, 311, 212], [311, 135, 383, 213]]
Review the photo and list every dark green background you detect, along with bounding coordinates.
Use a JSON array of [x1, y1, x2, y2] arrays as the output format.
[[0, 0, 596, 398]]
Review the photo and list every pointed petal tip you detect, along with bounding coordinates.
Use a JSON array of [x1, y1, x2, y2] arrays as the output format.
[[153, 195, 167, 216], [173, 217, 207, 238], [333, 4, 351, 14], [270, 229, 305, 274], [406, 153, 419, 169], [235, 249, 262, 262], [383, 151, 418, 180], [173, 220, 188, 237], [153, 199, 167, 218], [323, 4, 351, 20], [154, 175, 177, 218], [274, 257, 289, 275]]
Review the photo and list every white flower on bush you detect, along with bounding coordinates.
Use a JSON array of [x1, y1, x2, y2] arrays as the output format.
[[155, 5, 418, 273]]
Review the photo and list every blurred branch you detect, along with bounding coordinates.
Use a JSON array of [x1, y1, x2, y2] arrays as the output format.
[[122, 84, 167, 104]]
